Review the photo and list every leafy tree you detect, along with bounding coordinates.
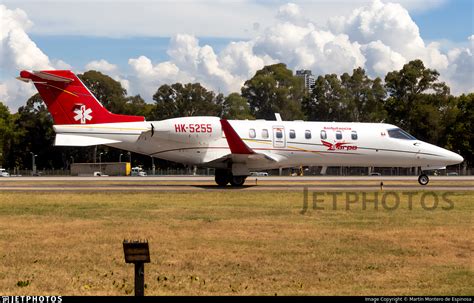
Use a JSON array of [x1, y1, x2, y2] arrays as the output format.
[[447, 93, 473, 165], [123, 95, 154, 120], [152, 83, 222, 120], [303, 68, 387, 123], [78, 70, 128, 114], [242, 63, 305, 120], [13, 94, 56, 169], [0, 102, 15, 168], [302, 74, 349, 121], [10, 95, 99, 169], [384, 59, 450, 140], [340, 68, 386, 122], [221, 93, 254, 119]]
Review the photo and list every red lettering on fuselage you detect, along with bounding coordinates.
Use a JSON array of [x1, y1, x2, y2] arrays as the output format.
[[174, 123, 213, 133], [175, 124, 186, 132], [322, 140, 358, 151]]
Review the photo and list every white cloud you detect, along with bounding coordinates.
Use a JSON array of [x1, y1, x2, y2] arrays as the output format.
[[254, 23, 366, 76], [0, 78, 37, 111], [0, 5, 75, 110], [329, 0, 423, 53], [124, 0, 470, 101], [84, 59, 131, 92], [361, 40, 405, 76], [276, 2, 306, 25], [129, 34, 240, 97], [128, 56, 184, 98], [85, 59, 118, 74], [0, 1, 447, 39], [52, 59, 72, 70], [219, 41, 275, 79], [0, 4, 53, 109], [328, 0, 448, 70], [443, 35, 474, 95], [0, 5, 51, 71], [1, 1, 275, 39]]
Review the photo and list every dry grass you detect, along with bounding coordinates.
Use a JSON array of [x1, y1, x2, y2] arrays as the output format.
[[0, 190, 472, 295]]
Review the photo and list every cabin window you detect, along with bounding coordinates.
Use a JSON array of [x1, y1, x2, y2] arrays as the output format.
[[289, 129, 296, 139], [320, 130, 327, 140], [305, 130, 311, 139], [249, 128, 256, 139], [351, 131, 358, 140], [387, 128, 416, 140], [262, 129, 269, 139], [336, 130, 342, 140], [276, 130, 283, 139]]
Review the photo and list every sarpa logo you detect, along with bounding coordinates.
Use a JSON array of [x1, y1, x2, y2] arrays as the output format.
[[321, 140, 358, 151], [74, 105, 93, 124]]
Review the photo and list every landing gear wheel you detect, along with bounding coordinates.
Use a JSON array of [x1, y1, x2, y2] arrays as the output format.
[[230, 176, 246, 187], [418, 174, 429, 186], [215, 169, 230, 186]]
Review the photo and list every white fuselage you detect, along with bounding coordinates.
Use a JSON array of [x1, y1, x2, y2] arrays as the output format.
[[54, 116, 463, 171]]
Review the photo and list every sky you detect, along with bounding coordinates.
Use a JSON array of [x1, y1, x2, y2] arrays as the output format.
[[0, 0, 473, 111]]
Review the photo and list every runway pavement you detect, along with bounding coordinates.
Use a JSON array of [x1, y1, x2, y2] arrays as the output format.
[[1, 175, 474, 181], [0, 176, 472, 191]]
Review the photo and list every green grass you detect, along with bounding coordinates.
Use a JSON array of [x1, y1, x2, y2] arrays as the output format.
[[0, 190, 472, 295]]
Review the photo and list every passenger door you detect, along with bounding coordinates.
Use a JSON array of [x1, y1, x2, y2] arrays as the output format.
[[272, 126, 286, 148]]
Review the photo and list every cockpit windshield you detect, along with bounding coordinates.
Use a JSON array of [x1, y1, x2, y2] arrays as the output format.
[[387, 128, 417, 140]]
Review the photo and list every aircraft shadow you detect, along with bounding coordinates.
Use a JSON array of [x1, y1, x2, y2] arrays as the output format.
[[193, 185, 257, 190]]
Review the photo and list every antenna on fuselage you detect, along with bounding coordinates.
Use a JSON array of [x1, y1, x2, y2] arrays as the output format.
[[275, 113, 282, 122]]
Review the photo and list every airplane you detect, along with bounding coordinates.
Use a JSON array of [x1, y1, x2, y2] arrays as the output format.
[[17, 70, 464, 186]]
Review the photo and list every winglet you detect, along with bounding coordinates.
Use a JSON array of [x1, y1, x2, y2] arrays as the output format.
[[220, 119, 254, 154]]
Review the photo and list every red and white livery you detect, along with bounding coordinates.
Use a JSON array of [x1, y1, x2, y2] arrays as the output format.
[[18, 70, 464, 186]]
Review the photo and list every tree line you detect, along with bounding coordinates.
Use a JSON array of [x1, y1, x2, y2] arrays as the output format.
[[0, 59, 472, 170]]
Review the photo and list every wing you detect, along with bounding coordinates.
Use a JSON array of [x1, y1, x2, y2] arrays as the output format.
[[203, 119, 286, 166]]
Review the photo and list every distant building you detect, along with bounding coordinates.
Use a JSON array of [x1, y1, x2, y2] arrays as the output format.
[[295, 70, 316, 93]]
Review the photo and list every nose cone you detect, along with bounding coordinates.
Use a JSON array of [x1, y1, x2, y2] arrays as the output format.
[[418, 142, 464, 168], [447, 150, 464, 165]]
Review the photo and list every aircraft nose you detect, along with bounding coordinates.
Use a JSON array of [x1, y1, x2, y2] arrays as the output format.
[[445, 150, 464, 165]]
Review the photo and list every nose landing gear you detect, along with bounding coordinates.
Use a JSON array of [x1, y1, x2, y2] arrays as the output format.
[[418, 174, 429, 185]]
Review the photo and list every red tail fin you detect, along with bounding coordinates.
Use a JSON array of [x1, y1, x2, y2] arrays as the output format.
[[18, 70, 145, 125]]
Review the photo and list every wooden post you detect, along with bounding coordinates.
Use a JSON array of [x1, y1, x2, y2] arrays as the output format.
[[134, 262, 145, 296]]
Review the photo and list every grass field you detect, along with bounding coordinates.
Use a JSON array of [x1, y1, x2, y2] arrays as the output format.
[[0, 189, 472, 295]]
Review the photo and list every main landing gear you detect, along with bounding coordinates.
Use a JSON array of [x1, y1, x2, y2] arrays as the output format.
[[418, 174, 429, 186], [215, 169, 247, 187]]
